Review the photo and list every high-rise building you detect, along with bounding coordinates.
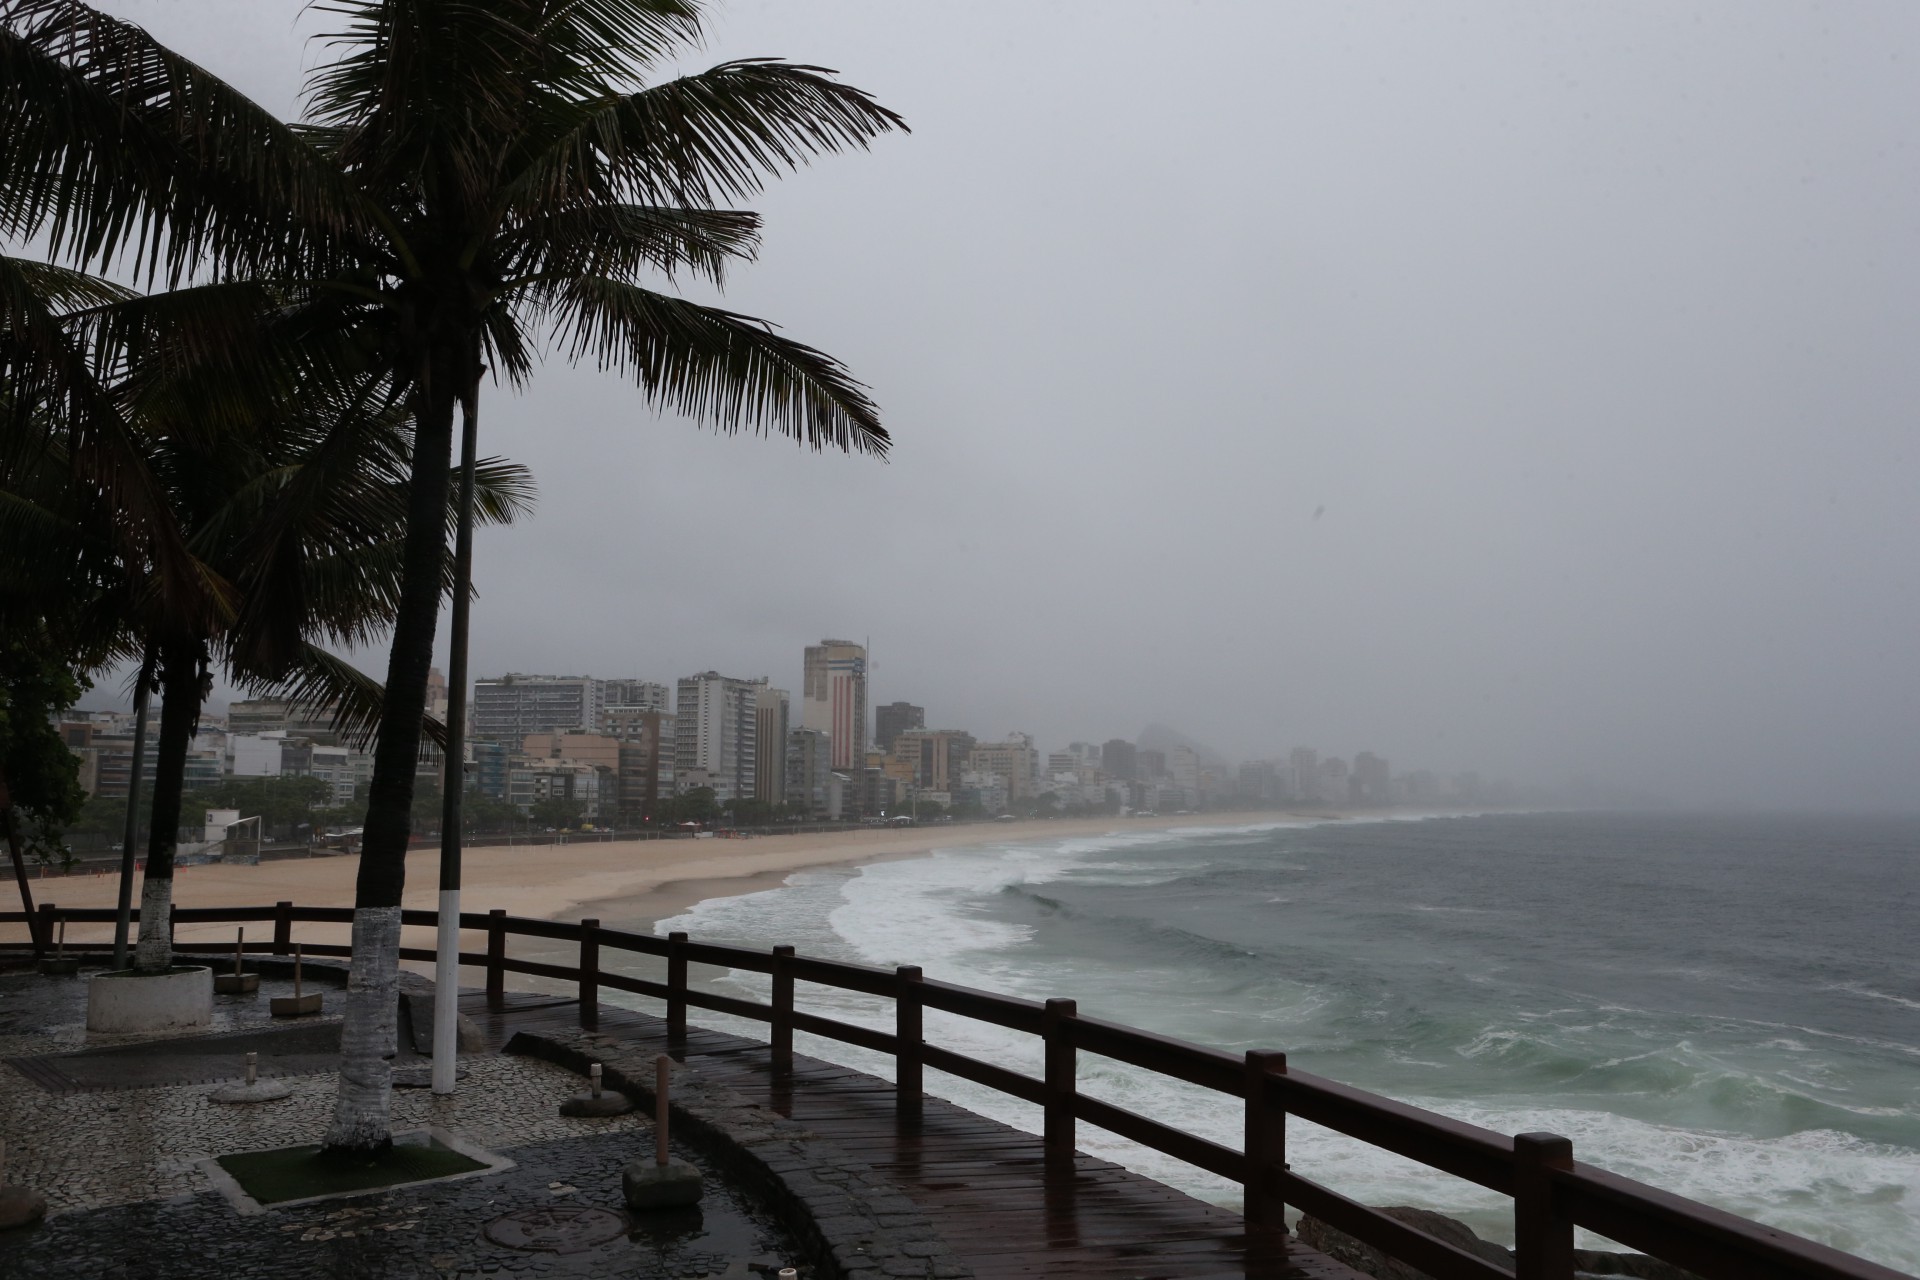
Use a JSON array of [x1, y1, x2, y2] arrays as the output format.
[[968, 733, 1039, 803], [674, 672, 759, 802], [801, 639, 867, 770], [598, 680, 669, 723], [754, 685, 790, 807], [227, 698, 345, 744], [1352, 752, 1391, 806], [1138, 749, 1167, 780], [1101, 739, 1137, 781], [785, 728, 832, 817], [1169, 744, 1202, 797], [874, 701, 924, 753], [1316, 756, 1349, 805], [613, 711, 675, 820], [473, 674, 600, 741], [891, 729, 975, 793], [1288, 748, 1319, 801]]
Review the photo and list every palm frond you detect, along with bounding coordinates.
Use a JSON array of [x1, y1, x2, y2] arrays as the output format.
[[497, 204, 760, 289], [0, 0, 366, 282], [245, 644, 447, 753], [0, 253, 231, 631], [533, 273, 887, 454], [504, 58, 906, 215]]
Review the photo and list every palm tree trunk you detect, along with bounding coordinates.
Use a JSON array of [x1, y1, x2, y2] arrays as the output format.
[[1, 774, 45, 958], [325, 350, 459, 1156], [132, 638, 205, 971], [113, 646, 156, 968]]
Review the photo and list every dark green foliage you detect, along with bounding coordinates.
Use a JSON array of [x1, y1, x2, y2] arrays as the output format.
[[0, 627, 89, 866], [527, 795, 585, 831], [654, 786, 719, 825]]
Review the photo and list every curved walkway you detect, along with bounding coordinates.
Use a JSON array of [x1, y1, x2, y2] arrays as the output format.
[[475, 991, 1365, 1280]]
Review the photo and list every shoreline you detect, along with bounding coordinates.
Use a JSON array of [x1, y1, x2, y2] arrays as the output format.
[[2, 809, 1432, 950]]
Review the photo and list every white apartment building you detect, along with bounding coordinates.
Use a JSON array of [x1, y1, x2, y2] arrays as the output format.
[[674, 672, 761, 802]]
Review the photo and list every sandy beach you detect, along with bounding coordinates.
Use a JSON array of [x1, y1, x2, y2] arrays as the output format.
[[4, 812, 1356, 961]]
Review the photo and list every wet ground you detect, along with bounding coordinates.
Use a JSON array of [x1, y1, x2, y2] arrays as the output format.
[[0, 966, 805, 1278]]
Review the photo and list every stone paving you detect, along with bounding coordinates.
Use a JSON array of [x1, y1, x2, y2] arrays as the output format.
[[0, 967, 805, 1277]]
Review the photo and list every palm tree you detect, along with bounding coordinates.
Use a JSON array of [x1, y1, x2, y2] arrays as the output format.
[[4, 0, 902, 1153], [1, 254, 535, 970]]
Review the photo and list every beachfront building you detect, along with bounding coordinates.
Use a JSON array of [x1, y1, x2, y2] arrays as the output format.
[[474, 674, 602, 741], [1101, 738, 1137, 781], [598, 679, 669, 716], [801, 639, 867, 770], [968, 733, 1039, 804], [507, 760, 605, 823], [1352, 752, 1392, 806], [1310, 755, 1349, 806], [874, 700, 924, 753], [596, 709, 674, 820], [956, 768, 1009, 815], [674, 672, 760, 803], [754, 685, 790, 807], [892, 729, 975, 794], [785, 728, 831, 817], [227, 697, 349, 744], [307, 745, 369, 806], [1287, 748, 1319, 802], [1169, 744, 1202, 800]]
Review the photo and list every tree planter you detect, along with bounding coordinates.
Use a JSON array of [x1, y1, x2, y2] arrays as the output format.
[[86, 966, 213, 1033]]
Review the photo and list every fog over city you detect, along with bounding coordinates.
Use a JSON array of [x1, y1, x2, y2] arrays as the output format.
[[80, 1, 1918, 810]]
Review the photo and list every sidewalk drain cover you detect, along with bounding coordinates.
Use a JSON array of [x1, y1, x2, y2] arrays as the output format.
[[484, 1205, 628, 1253]]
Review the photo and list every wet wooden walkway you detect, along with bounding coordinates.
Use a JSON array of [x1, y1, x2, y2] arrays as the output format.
[[462, 991, 1364, 1280]]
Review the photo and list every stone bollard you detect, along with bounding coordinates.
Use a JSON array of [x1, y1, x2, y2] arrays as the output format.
[[214, 929, 260, 995], [0, 1139, 49, 1232], [210, 1051, 293, 1104], [269, 944, 322, 1017], [560, 1061, 633, 1117], [37, 920, 79, 977], [621, 1054, 702, 1209]]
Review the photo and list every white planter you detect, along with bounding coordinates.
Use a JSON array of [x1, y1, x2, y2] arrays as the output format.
[[87, 966, 214, 1033]]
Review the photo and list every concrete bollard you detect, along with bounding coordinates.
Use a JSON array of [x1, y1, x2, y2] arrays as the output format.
[[559, 1060, 631, 1117], [214, 928, 260, 994], [38, 919, 79, 976], [622, 1054, 702, 1209], [269, 944, 322, 1017], [210, 1050, 293, 1104]]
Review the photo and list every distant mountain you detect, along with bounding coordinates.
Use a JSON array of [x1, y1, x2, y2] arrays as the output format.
[[1134, 724, 1231, 771]]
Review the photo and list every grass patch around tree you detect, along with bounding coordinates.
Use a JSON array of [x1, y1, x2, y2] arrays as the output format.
[[215, 1133, 489, 1206]]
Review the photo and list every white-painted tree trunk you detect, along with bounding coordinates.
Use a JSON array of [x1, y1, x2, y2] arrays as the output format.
[[133, 876, 173, 971], [325, 906, 402, 1153]]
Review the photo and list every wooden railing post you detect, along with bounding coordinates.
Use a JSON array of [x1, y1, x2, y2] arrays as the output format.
[[896, 965, 923, 1121], [771, 945, 795, 1078], [272, 901, 293, 956], [1044, 997, 1078, 1157], [1513, 1131, 1576, 1280], [34, 904, 54, 958], [666, 931, 688, 1038], [578, 918, 600, 1028], [485, 909, 506, 1006], [1243, 1050, 1289, 1233]]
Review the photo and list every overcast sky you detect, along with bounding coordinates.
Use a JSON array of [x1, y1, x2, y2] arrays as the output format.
[[76, 1, 1919, 809]]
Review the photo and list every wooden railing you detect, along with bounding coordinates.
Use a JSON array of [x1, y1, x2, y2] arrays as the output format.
[[3, 901, 1908, 1280]]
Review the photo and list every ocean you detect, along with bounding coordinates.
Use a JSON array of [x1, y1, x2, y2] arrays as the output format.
[[635, 811, 1919, 1269]]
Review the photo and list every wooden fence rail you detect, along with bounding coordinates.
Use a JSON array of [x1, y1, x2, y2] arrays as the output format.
[[2, 902, 1907, 1280]]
